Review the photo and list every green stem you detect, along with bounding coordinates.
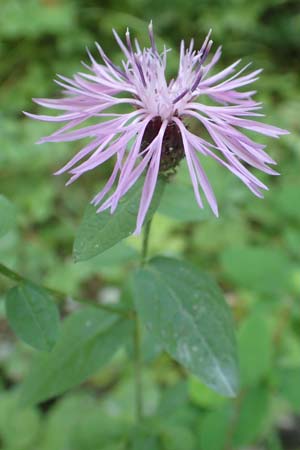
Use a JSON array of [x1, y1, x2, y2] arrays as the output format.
[[134, 317, 143, 421], [0, 262, 128, 317], [0, 263, 23, 284], [141, 219, 152, 266], [133, 218, 153, 422]]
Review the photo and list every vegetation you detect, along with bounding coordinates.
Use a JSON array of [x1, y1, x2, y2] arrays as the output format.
[[0, 1, 299, 449]]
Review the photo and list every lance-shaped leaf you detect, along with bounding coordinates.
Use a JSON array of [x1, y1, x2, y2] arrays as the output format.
[[74, 177, 165, 262], [132, 257, 239, 397], [5, 282, 60, 351], [20, 307, 132, 405]]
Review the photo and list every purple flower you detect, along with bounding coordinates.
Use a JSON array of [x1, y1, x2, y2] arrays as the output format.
[[26, 23, 288, 234]]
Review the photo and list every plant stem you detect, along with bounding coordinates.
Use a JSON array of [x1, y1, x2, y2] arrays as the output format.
[[141, 219, 152, 266], [134, 317, 143, 421], [0, 262, 128, 317], [133, 218, 153, 422], [0, 263, 24, 284]]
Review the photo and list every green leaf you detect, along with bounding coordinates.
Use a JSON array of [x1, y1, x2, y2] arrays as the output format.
[[73, 178, 165, 262], [200, 406, 230, 450], [273, 184, 300, 221], [189, 376, 226, 408], [5, 282, 60, 351], [132, 257, 239, 397], [41, 394, 129, 450], [20, 307, 132, 405], [0, 194, 16, 238], [129, 424, 160, 450], [0, 392, 40, 450], [238, 313, 273, 386], [200, 387, 269, 450], [284, 227, 300, 259], [278, 367, 300, 412], [157, 381, 188, 417], [161, 423, 196, 450], [220, 246, 291, 294], [233, 386, 270, 446]]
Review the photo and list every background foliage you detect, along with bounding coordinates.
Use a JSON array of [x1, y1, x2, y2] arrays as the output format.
[[0, 0, 299, 449]]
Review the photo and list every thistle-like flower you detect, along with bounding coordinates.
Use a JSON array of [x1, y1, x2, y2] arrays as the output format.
[[26, 23, 288, 233]]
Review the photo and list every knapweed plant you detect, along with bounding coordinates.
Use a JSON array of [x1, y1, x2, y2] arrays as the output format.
[[2, 23, 288, 426]]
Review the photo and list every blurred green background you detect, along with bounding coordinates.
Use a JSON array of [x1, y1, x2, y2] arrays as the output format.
[[0, 0, 299, 449]]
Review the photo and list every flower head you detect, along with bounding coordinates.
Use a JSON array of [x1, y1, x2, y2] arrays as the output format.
[[26, 23, 288, 233]]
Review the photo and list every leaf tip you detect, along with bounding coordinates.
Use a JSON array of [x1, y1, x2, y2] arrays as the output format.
[[216, 365, 240, 398]]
